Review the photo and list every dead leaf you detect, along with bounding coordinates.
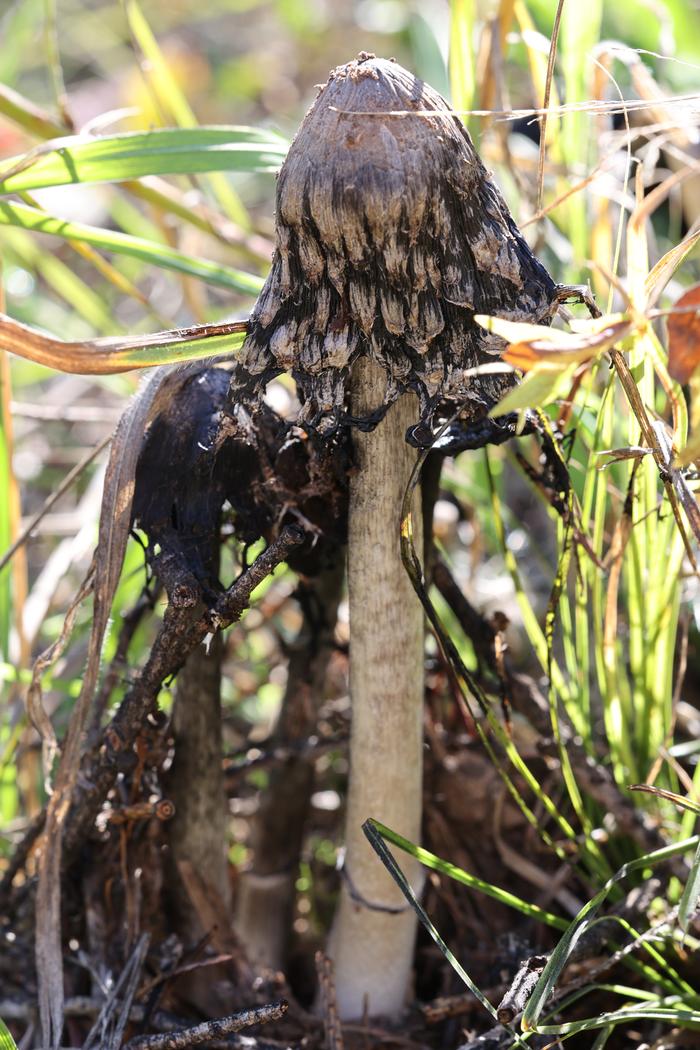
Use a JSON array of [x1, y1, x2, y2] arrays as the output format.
[[667, 284, 700, 384], [503, 321, 633, 371]]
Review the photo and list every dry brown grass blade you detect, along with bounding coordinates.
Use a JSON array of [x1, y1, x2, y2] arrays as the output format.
[[83, 933, 151, 1050], [610, 348, 700, 568], [35, 362, 218, 1048], [27, 568, 95, 786], [628, 165, 699, 242], [478, 0, 516, 130], [522, 159, 608, 229], [646, 229, 700, 309], [629, 54, 700, 227], [0, 311, 248, 374]]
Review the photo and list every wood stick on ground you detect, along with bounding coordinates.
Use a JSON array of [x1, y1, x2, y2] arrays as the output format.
[[495, 954, 548, 1025], [122, 1000, 288, 1050]]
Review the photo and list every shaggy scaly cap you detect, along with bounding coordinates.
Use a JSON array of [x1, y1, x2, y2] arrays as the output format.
[[233, 54, 558, 435]]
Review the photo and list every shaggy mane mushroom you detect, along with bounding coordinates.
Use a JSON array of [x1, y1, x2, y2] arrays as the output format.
[[233, 53, 559, 437], [232, 53, 564, 1021]]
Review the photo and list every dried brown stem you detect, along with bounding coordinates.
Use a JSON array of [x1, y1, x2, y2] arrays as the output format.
[[315, 952, 344, 1050]]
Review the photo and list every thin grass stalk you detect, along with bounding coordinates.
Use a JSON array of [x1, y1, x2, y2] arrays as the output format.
[[547, 519, 591, 834], [0, 269, 28, 673], [485, 448, 571, 704], [560, 0, 603, 277], [413, 452, 609, 877]]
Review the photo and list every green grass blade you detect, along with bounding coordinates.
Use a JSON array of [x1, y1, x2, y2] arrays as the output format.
[[367, 818, 569, 931], [590, 1024, 615, 1048], [0, 201, 264, 295], [679, 838, 700, 934], [0, 1018, 18, 1050], [535, 1002, 700, 1038], [124, 0, 250, 228], [523, 836, 700, 1031], [362, 820, 503, 1028], [0, 127, 287, 194]]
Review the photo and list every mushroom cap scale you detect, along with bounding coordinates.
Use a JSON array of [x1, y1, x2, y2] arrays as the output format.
[[234, 54, 558, 434]]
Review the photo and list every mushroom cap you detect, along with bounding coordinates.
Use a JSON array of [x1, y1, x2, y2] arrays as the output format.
[[234, 54, 557, 436]]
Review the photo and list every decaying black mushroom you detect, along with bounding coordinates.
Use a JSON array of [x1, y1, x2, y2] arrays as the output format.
[[132, 365, 349, 591], [232, 52, 560, 438]]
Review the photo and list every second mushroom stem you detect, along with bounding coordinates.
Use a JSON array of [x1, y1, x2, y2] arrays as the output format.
[[329, 358, 425, 1020]]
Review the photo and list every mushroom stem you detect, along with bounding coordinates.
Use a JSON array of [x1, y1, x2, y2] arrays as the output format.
[[329, 358, 424, 1020]]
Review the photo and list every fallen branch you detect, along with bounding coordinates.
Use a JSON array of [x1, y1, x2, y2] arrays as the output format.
[[122, 1000, 288, 1050]]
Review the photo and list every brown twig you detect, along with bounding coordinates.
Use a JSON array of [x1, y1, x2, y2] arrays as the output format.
[[62, 525, 303, 861], [495, 954, 548, 1024], [315, 952, 345, 1050], [0, 996, 289, 1049], [122, 1000, 288, 1050]]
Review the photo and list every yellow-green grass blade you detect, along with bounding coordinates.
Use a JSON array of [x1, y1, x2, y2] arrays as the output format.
[[363, 820, 513, 1037], [0, 201, 264, 295], [3, 227, 115, 333], [124, 0, 250, 229], [449, 0, 475, 128], [535, 1003, 700, 1039], [0, 127, 287, 195], [0, 384, 11, 662], [679, 838, 700, 935], [0, 82, 66, 141], [0, 1018, 18, 1050]]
